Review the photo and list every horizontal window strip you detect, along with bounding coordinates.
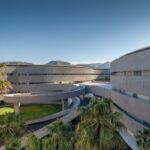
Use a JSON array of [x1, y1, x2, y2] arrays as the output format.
[[94, 94, 150, 128], [29, 82, 53, 84], [28, 73, 109, 76], [111, 70, 150, 76], [113, 103, 150, 128], [7, 73, 110, 76], [113, 88, 150, 102]]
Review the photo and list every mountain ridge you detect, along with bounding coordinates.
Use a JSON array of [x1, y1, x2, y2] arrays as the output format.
[[0, 60, 110, 69]]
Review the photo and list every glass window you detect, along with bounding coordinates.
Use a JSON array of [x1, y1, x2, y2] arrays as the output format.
[[133, 71, 142, 76]]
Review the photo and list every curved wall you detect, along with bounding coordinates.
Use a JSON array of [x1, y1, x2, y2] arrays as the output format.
[[4, 86, 85, 104], [111, 48, 150, 125], [86, 84, 111, 99], [87, 47, 150, 150], [9, 83, 76, 93], [87, 84, 149, 150], [3, 47, 149, 149], [111, 48, 150, 149], [5, 65, 110, 93], [111, 90, 150, 123], [111, 47, 150, 72], [111, 47, 150, 97]]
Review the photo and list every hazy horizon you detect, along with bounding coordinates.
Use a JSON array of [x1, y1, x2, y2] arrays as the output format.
[[1, 60, 111, 65]]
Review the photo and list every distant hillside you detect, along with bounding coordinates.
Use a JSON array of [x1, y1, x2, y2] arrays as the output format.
[[0, 61, 33, 65], [0, 60, 110, 69], [47, 60, 71, 66], [77, 62, 110, 69]]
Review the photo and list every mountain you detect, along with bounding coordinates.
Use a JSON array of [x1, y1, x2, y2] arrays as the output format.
[[0, 61, 33, 65], [1, 60, 110, 69], [46, 60, 110, 69], [77, 62, 111, 69], [47, 60, 71, 66]]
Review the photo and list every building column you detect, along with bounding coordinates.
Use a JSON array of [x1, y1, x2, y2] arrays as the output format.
[[62, 99, 68, 110], [80, 95, 84, 105], [13, 103, 20, 114]]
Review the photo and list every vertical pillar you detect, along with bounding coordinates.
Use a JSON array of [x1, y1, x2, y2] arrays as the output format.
[[80, 95, 84, 105], [13, 102, 20, 114], [62, 99, 68, 110], [68, 98, 72, 105]]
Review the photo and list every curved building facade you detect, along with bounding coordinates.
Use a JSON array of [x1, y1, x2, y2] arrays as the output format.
[[3, 65, 109, 113], [5, 65, 110, 93], [111, 47, 150, 149], [86, 47, 150, 150], [111, 47, 150, 124], [3, 47, 150, 150]]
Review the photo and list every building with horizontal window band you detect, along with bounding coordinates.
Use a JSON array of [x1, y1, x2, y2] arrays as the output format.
[[3, 65, 109, 93], [87, 46, 150, 150], [3, 46, 150, 150]]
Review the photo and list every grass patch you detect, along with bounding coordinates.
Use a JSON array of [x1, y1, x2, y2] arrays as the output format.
[[0, 104, 62, 124], [0, 107, 14, 115], [0, 107, 14, 124], [20, 104, 62, 121]]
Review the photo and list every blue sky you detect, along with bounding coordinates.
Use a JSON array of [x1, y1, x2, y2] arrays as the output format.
[[0, 0, 150, 64]]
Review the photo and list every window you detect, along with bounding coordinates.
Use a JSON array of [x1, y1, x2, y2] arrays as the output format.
[[7, 73, 14, 76], [125, 91, 133, 97], [142, 70, 150, 75], [111, 72, 117, 76], [138, 94, 150, 102], [18, 82, 26, 85], [133, 71, 142, 76], [133, 93, 138, 98]]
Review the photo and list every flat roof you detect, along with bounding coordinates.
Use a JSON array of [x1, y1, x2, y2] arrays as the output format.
[[4, 64, 109, 70], [83, 82, 112, 90]]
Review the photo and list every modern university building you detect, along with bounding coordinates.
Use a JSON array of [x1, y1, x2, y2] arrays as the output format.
[[2, 46, 150, 150]]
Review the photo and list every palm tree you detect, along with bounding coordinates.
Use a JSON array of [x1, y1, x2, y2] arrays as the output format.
[[0, 64, 12, 95], [27, 134, 40, 150], [42, 138, 52, 150], [0, 113, 25, 144], [75, 98, 126, 150], [26, 121, 74, 150], [136, 128, 150, 150], [44, 120, 74, 150], [5, 136, 21, 150]]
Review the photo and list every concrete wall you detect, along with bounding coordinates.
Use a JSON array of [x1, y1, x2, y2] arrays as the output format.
[[87, 85, 149, 125], [4, 86, 85, 104], [87, 85, 111, 99], [111, 47, 150, 72], [88, 47, 150, 150], [111, 90, 150, 123], [111, 76, 150, 97], [87, 85, 148, 150], [111, 105, 146, 136], [111, 47, 150, 97], [111, 48, 150, 124], [5, 65, 110, 93], [9, 83, 76, 93]]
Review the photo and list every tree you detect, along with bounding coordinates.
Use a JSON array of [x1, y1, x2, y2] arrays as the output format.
[[27, 134, 40, 150], [0, 64, 12, 95], [26, 120, 74, 150], [0, 113, 25, 145], [5, 136, 21, 150], [75, 98, 126, 150], [27, 121, 74, 150], [136, 128, 150, 150], [44, 120, 74, 150], [42, 138, 52, 150]]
